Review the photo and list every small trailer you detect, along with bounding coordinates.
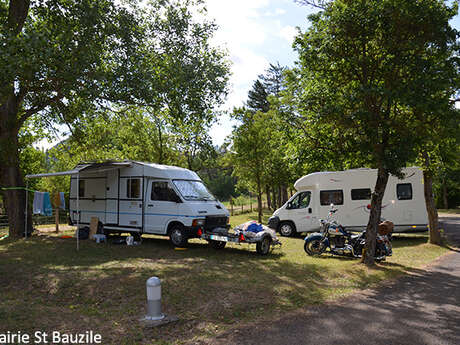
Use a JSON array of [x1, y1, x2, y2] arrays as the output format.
[[199, 222, 282, 255]]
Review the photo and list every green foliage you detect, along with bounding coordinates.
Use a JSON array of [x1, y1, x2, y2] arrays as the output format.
[[231, 110, 272, 192], [291, 0, 459, 176], [1, 0, 229, 157]]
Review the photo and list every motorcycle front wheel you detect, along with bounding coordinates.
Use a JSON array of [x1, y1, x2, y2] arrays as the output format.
[[304, 239, 326, 256]]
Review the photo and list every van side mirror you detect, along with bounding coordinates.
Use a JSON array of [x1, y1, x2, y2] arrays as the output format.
[[287, 202, 292, 209]]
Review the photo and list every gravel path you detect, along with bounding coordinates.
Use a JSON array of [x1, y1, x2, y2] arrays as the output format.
[[206, 216, 460, 345]]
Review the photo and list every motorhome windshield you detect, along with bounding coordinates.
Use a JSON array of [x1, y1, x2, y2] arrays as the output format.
[[173, 180, 216, 201]]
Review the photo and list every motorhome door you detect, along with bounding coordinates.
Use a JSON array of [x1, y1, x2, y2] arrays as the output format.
[[119, 177, 143, 229]]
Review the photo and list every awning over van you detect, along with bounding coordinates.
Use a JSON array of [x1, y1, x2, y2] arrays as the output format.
[[26, 161, 132, 179]]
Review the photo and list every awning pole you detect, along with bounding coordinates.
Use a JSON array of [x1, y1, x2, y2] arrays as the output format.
[[77, 173, 80, 251], [25, 180, 28, 239]]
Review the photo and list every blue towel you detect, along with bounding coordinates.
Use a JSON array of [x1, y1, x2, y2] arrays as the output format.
[[43, 192, 52, 216], [246, 223, 263, 233]]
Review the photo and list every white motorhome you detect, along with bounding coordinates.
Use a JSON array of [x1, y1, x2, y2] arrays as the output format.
[[270, 167, 428, 236], [68, 161, 229, 246]]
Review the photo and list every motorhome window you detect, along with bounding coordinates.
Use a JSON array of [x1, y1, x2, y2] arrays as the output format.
[[78, 180, 85, 198], [397, 183, 412, 200], [320, 190, 344, 205], [173, 180, 216, 201], [127, 178, 140, 199], [290, 191, 311, 209], [351, 188, 371, 200], [151, 181, 179, 202]]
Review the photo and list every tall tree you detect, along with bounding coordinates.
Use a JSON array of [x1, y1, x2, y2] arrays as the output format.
[[415, 108, 460, 244], [292, 0, 459, 264], [0, 0, 229, 239], [246, 63, 287, 114], [231, 110, 273, 222], [247, 80, 269, 113]]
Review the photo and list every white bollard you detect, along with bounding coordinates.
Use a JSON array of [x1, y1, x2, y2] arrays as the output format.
[[145, 277, 164, 321]]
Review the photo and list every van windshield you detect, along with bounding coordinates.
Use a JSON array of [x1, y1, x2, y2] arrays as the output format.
[[173, 180, 216, 201]]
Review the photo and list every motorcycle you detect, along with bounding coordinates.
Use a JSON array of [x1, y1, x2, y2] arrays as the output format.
[[303, 205, 392, 260]]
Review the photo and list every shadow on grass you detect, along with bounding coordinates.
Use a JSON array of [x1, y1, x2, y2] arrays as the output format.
[[0, 229, 449, 345], [0, 233, 332, 344]]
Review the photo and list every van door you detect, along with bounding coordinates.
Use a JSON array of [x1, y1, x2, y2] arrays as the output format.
[[287, 191, 313, 232], [119, 177, 143, 229], [144, 180, 181, 234]]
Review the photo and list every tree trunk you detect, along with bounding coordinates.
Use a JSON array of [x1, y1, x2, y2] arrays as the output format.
[[271, 187, 277, 210], [281, 185, 288, 204], [7, 0, 30, 35], [0, 94, 33, 239], [422, 153, 441, 245], [257, 186, 263, 223], [265, 185, 272, 210], [0, 136, 33, 239], [277, 185, 282, 209], [362, 167, 389, 266]]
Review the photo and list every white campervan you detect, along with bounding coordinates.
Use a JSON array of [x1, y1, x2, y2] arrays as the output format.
[[68, 161, 229, 246], [270, 167, 428, 236]]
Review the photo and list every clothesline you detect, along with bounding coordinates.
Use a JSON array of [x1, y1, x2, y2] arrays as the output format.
[[0, 186, 38, 193], [0, 186, 68, 193], [1, 187, 66, 215]]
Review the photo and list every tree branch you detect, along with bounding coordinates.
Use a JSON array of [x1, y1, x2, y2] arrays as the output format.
[[18, 93, 63, 128], [294, 0, 330, 10]]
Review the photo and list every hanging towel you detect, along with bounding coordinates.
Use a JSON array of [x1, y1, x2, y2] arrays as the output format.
[[59, 192, 65, 210], [33, 192, 45, 215], [43, 192, 53, 216]]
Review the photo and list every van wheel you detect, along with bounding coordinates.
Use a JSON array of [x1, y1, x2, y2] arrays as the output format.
[[279, 222, 295, 237], [169, 225, 188, 247]]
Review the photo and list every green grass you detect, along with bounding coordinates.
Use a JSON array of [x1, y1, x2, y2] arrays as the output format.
[[0, 211, 451, 344]]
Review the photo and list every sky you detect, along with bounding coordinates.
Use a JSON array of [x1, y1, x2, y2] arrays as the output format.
[[207, 0, 318, 146]]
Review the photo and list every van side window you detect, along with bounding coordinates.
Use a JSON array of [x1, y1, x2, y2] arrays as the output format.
[[151, 181, 180, 202], [351, 188, 371, 200], [78, 180, 85, 198], [127, 178, 140, 199], [397, 183, 412, 200], [290, 191, 311, 209], [320, 190, 344, 205]]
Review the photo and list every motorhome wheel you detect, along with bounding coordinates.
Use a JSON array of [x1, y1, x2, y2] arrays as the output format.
[[169, 225, 188, 247], [256, 236, 272, 255], [279, 222, 295, 237]]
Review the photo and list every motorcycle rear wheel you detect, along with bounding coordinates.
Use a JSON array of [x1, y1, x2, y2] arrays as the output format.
[[304, 239, 326, 256]]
